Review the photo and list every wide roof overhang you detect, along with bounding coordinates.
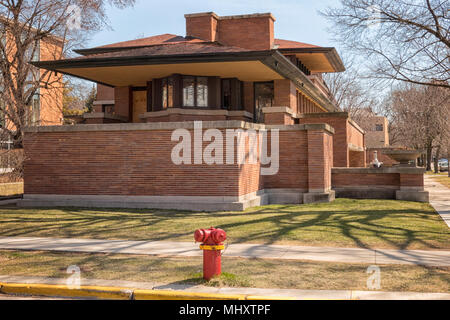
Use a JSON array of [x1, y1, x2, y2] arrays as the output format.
[[33, 50, 340, 112], [278, 47, 346, 73]]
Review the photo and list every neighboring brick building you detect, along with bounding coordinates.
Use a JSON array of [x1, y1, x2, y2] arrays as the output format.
[[0, 36, 64, 131], [23, 12, 427, 210], [363, 115, 402, 167], [365, 115, 389, 148]]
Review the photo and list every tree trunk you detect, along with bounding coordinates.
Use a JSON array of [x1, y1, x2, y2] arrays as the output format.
[[434, 145, 441, 174], [426, 144, 433, 171]]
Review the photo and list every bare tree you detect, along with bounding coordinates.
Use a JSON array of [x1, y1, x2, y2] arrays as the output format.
[[321, 0, 450, 89], [0, 0, 135, 150], [386, 83, 450, 170], [323, 55, 380, 131]]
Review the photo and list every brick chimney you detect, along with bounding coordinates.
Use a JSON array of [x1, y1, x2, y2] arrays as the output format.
[[185, 12, 219, 42], [185, 12, 276, 50]]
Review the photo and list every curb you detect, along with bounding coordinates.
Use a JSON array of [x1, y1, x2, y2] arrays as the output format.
[[0, 282, 296, 300]]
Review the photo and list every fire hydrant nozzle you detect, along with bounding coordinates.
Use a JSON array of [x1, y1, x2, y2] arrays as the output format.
[[194, 227, 227, 280]]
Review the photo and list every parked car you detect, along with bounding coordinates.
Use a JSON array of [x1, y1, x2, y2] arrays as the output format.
[[438, 159, 449, 172]]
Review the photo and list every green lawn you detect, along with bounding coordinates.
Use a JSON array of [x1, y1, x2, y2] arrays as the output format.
[[0, 199, 448, 250], [0, 250, 448, 293]]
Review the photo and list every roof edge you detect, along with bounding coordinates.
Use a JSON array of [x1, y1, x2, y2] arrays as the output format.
[[184, 12, 275, 21], [278, 47, 346, 72]]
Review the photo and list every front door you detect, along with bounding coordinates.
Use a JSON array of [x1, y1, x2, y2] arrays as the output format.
[[132, 90, 147, 123]]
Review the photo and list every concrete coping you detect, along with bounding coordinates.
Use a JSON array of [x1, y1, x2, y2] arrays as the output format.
[[184, 12, 276, 21], [262, 106, 294, 115], [140, 108, 253, 119], [298, 112, 365, 134], [348, 143, 365, 152], [348, 119, 365, 135], [24, 120, 334, 134], [83, 112, 127, 122], [93, 100, 115, 106], [332, 167, 426, 174]]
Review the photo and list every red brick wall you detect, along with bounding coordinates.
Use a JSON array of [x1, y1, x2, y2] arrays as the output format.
[[185, 13, 274, 50], [307, 130, 333, 192], [274, 79, 297, 111], [300, 116, 349, 167], [24, 129, 264, 197], [24, 125, 335, 198], [114, 87, 132, 120], [185, 14, 219, 41], [348, 122, 364, 148], [217, 16, 274, 50], [349, 151, 366, 167], [264, 113, 294, 125], [332, 173, 400, 187], [97, 84, 115, 101], [263, 130, 308, 190], [400, 174, 424, 188]]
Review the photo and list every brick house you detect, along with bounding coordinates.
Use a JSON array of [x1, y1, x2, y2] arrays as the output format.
[[22, 12, 428, 210]]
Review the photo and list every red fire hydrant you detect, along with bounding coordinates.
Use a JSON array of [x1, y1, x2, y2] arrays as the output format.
[[194, 227, 227, 280]]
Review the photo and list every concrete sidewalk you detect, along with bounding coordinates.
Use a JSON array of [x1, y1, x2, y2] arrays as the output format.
[[0, 236, 449, 266], [425, 175, 450, 228], [0, 275, 449, 300]]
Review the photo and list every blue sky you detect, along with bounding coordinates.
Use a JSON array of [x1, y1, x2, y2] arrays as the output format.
[[87, 0, 340, 50]]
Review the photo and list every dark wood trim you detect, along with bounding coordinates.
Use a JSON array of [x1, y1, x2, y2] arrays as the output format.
[[146, 81, 152, 112], [152, 78, 162, 111], [127, 86, 133, 122], [208, 76, 221, 109], [132, 86, 147, 91], [172, 74, 182, 108]]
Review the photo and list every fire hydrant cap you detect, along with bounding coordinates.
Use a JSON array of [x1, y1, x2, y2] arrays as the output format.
[[212, 228, 227, 243], [194, 229, 209, 242]]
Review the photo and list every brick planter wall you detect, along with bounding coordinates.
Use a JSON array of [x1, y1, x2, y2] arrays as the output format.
[[22, 121, 335, 210], [331, 167, 428, 202]]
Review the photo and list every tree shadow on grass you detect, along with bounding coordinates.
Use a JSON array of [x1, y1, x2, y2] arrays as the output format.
[[0, 199, 448, 249]]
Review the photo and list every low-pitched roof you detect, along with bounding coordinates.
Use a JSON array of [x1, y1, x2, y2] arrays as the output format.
[[73, 41, 252, 60], [74, 34, 344, 72], [274, 39, 320, 49]]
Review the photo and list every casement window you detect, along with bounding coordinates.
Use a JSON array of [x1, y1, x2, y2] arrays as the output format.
[[375, 124, 383, 131], [182, 76, 208, 107], [154, 74, 242, 110], [161, 77, 174, 108]]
